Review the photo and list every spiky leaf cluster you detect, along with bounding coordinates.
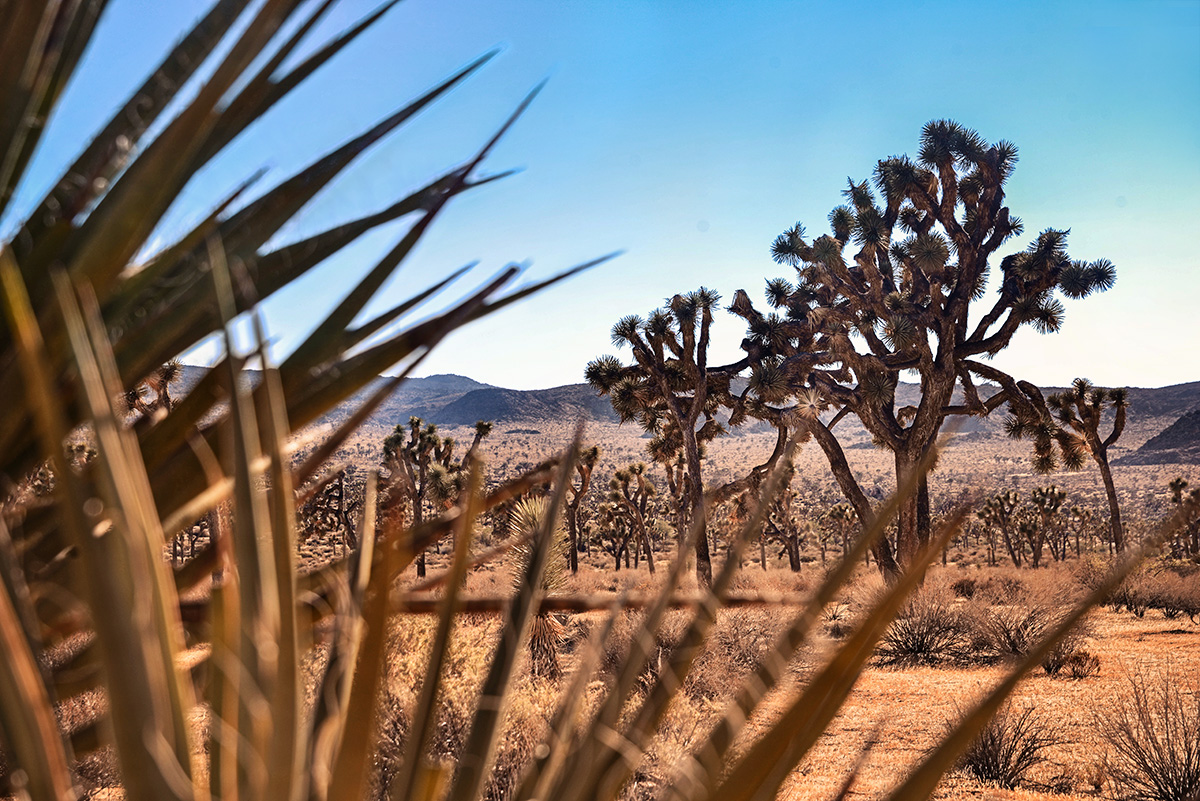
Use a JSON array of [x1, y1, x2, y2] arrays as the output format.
[[729, 121, 1116, 458], [586, 288, 735, 464], [1007, 377, 1127, 474]]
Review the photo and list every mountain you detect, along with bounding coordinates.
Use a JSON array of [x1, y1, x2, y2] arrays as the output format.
[[421, 384, 618, 425], [171, 365, 1200, 462], [1117, 406, 1200, 465]]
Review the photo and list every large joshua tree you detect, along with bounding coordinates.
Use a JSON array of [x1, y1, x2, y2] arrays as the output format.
[[1007, 378, 1129, 552], [729, 120, 1115, 578]]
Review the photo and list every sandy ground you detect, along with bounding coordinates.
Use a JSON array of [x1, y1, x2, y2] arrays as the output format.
[[771, 601, 1199, 800]]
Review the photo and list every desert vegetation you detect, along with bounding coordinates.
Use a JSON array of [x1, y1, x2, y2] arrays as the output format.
[[0, 3, 1198, 801]]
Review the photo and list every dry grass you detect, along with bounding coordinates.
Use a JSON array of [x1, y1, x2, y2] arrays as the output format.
[[353, 561, 1200, 801]]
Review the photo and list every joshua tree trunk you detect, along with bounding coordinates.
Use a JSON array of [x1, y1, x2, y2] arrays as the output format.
[[809, 419, 900, 581], [1096, 451, 1125, 553], [895, 447, 933, 568], [567, 510, 580, 573], [684, 441, 713, 586], [641, 525, 655, 574], [784, 535, 801, 572]]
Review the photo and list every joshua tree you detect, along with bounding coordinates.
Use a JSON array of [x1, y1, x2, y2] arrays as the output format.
[[978, 490, 1023, 567], [382, 417, 492, 576], [586, 289, 730, 586], [826, 503, 858, 558], [595, 500, 633, 570], [565, 444, 601, 572], [1067, 505, 1095, 558], [121, 360, 184, 419], [299, 469, 360, 555], [763, 469, 805, 572], [1020, 485, 1066, 568], [586, 289, 794, 586], [608, 462, 657, 574], [729, 121, 1115, 579], [1007, 378, 1128, 552], [730, 461, 803, 571], [1168, 477, 1200, 556]]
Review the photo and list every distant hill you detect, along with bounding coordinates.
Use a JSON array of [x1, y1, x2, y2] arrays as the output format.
[[171, 365, 1200, 462], [421, 384, 618, 425], [1117, 406, 1200, 465]]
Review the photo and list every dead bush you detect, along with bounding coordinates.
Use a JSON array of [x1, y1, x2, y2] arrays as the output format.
[[1144, 573, 1200, 621], [1040, 621, 1095, 678], [603, 611, 689, 693], [1110, 571, 1153, 618], [1042, 637, 1080, 677], [876, 587, 971, 667], [687, 608, 785, 699], [979, 571, 1027, 605], [1096, 668, 1200, 801], [951, 575, 979, 599], [977, 603, 1053, 659], [1065, 650, 1101, 680], [955, 702, 1064, 789]]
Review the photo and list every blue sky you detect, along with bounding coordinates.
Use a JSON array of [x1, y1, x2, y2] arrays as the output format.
[[14, 0, 1200, 390]]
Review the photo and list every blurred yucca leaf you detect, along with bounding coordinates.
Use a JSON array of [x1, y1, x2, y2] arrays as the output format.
[[0, 2, 607, 799]]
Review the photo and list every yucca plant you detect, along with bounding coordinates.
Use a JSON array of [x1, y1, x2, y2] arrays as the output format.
[[0, 2, 601, 799], [506, 496, 570, 679]]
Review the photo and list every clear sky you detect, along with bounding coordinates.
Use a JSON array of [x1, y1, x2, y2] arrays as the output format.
[[14, 0, 1200, 390]]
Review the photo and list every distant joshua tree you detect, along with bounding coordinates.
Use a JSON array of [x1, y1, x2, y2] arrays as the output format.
[[607, 463, 657, 574], [732, 461, 804, 571], [1020, 485, 1066, 568], [565, 445, 601, 573], [1007, 378, 1128, 552], [1168, 477, 1200, 556], [381, 417, 492, 576], [122, 360, 183, 418], [729, 121, 1115, 580], [978, 490, 1023, 567], [299, 469, 360, 555], [763, 468, 805, 572]]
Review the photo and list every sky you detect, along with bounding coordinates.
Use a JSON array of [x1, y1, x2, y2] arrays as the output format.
[[12, 0, 1200, 390]]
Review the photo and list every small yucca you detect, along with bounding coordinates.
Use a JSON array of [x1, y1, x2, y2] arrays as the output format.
[[508, 496, 569, 679]]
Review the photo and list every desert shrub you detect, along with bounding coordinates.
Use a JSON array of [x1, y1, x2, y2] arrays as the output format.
[[1065, 650, 1101, 679], [823, 600, 852, 639], [1141, 572, 1200, 621], [955, 702, 1063, 789], [876, 587, 971, 667], [977, 603, 1052, 658], [1096, 668, 1200, 801], [979, 571, 1027, 605], [952, 575, 979, 599], [603, 611, 690, 694], [1110, 570, 1154, 617], [1041, 637, 1077, 677], [1074, 554, 1115, 594], [1041, 624, 1094, 677], [727, 569, 809, 596], [687, 609, 784, 699]]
